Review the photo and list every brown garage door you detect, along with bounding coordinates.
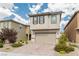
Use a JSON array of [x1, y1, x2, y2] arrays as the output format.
[[35, 32, 56, 45]]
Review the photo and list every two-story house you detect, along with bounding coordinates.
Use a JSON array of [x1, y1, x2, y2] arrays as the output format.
[[0, 19, 30, 41], [29, 12, 62, 45]]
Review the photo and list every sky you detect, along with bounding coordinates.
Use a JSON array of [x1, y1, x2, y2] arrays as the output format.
[[0, 3, 79, 32]]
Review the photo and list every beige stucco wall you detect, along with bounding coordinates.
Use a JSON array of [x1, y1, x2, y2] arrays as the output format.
[[26, 26, 30, 34], [30, 14, 61, 42], [10, 21, 27, 40], [0, 20, 30, 42], [0, 21, 11, 30], [65, 13, 79, 43], [65, 14, 77, 42], [76, 13, 79, 43], [30, 14, 61, 30]]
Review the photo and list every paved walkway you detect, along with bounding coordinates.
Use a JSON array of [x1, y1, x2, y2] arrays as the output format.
[[11, 41, 57, 56]]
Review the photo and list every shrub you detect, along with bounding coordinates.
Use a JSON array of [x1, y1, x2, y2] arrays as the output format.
[[54, 33, 68, 52], [19, 40, 25, 44], [65, 46, 74, 53], [18, 38, 28, 44], [54, 44, 74, 53], [0, 43, 3, 48], [54, 33, 74, 53], [11, 42, 23, 47], [0, 28, 17, 43], [0, 39, 4, 44], [58, 33, 68, 44], [59, 51, 65, 54], [54, 43, 67, 52]]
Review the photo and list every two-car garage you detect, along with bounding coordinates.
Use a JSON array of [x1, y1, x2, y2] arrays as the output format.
[[35, 32, 56, 45]]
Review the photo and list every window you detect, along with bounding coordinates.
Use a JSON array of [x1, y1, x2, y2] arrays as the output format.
[[19, 25, 22, 29], [39, 16, 45, 24], [33, 16, 38, 24], [18, 25, 23, 32], [51, 15, 57, 24], [32, 16, 45, 24]]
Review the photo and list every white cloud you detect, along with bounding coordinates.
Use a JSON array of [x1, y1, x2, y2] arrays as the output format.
[[12, 13, 28, 25], [60, 20, 69, 32], [0, 3, 28, 25], [29, 3, 43, 14], [0, 3, 14, 9], [14, 6, 18, 9], [43, 3, 79, 18], [60, 20, 69, 28], [0, 8, 12, 18], [32, 4, 36, 8], [0, 3, 14, 18], [43, 8, 50, 12]]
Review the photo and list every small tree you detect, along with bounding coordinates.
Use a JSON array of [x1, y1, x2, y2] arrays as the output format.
[[54, 33, 74, 53], [0, 28, 17, 43], [58, 33, 68, 45]]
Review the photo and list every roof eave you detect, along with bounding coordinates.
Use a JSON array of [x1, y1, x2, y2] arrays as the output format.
[[64, 11, 79, 30], [29, 11, 64, 17]]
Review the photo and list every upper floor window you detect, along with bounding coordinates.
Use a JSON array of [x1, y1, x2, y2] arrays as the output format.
[[39, 16, 45, 24], [51, 15, 57, 24], [33, 16, 45, 24], [33, 16, 38, 24]]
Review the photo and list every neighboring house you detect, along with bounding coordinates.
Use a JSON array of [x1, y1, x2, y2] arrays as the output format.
[[0, 19, 30, 41], [64, 11, 79, 43], [25, 25, 31, 40], [29, 12, 62, 45]]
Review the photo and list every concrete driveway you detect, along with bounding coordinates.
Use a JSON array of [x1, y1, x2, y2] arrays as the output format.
[[12, 41, 57, 56], [0, 41, 79, 56]]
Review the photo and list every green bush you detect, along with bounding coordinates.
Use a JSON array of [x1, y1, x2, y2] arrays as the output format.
[[58, 33, 68, 44], [0, 43, 3, 48], [0, 39, 4, 43], [65, 46, 74, 53], [19, 40, 24, 43], [59, 51, 65, 54], [18, 39, 28, 44], [11, 42, 23, 48], [54, 33, 74, 53], [54, 44, 74, 53], [54, 43, 67, 52]]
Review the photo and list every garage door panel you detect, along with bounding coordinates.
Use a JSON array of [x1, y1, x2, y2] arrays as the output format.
[[35, 33, 56, 45]]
